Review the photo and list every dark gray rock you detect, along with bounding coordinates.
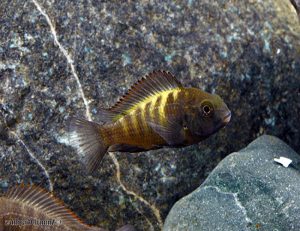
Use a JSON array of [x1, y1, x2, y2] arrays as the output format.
[[291, 0, 300, 15], [164, 135, 300, 231], [0, 0, 299, 230]]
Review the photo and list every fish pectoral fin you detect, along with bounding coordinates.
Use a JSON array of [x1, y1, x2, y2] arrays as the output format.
[[108, 144, 147, 153], [148, 119, 184, 146]]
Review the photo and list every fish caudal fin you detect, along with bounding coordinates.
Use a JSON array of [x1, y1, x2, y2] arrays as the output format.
[[69, 117, 108, 173]]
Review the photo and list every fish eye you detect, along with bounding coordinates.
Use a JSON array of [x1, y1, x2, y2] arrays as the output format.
[[203, 105, 210, 113], [201, 102, 213, 116]]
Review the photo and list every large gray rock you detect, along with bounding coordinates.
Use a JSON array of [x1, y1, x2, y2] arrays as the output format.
[[0, 0, 299, 230], [164, 135, 300, 231]]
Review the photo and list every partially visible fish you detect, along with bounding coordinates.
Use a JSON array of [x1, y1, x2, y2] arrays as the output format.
[[0, 185, 135, 231], [69, 70, 231, 172], [0, 184, 101, 231]]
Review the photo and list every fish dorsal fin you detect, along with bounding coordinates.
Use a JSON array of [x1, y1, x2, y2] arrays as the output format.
[[5, 185, 97, 230], [109, 70, 183, 119]]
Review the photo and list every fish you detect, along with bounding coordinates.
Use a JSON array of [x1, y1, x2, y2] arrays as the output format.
[[69, 70, 231, 172], [0, 184, 104, 231], [0, 185, 136, 231]]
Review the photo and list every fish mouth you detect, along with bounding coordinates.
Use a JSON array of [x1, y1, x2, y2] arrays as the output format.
[[223, 111, 231, 124]]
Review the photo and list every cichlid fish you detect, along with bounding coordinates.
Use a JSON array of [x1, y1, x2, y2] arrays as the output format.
[[69, 70, 231, 172], [0, 185, 103, 231], [0, 185, 136, 231]]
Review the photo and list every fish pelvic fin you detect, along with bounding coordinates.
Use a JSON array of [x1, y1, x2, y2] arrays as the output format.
[[68, 117, 108, 173]]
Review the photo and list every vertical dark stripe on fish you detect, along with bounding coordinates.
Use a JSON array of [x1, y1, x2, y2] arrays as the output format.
[[127, 114, 135, 136], [144, 101, 152, 128], [178, 90, 186, 103], [166, 91, 175, 105], [165, 91, 175, 116], [154, 95, 162, 123], [134, 107, 142, 136]]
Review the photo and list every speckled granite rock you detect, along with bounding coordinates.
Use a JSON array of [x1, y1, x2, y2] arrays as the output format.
[[164, 135, 300, 231], [0, 0, 299, 230]]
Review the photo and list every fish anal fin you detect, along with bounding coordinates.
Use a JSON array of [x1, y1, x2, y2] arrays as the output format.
[[109, 70, 183, 116]]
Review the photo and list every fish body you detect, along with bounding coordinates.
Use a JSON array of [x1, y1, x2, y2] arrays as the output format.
[[102, 88, 223, 149], [70, 71, 231, 172]]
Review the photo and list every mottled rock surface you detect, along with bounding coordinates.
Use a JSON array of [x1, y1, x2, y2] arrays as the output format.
[[0, 0, 299, 230], [164, 135, 300, 231]]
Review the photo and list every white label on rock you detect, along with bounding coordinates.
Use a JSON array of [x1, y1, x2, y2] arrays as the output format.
[[274, 157, 292, 168]]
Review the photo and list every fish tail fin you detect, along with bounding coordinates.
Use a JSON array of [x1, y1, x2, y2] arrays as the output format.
[[68, 117, 109, 173]]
